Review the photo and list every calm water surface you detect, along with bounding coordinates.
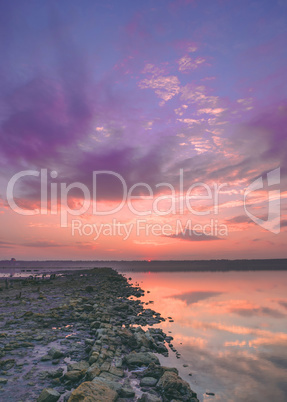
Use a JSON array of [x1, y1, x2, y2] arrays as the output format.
[[127, 271, 287, 402]]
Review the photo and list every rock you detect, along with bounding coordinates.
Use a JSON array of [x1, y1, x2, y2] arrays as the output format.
[[84, 338, 94, 346], [48, 348, 64, 359], [100, 361, 111, 371], [135, 332, 151, 348], [64, 370, 85, 382], [63, 391, 72, 401], [37, 388, 60, 402], [109, 366, 124, 377], [88, 352, 99, 365], [67, 360, 89, 372], [86, 363, 101, 380], [142, 363, 178, 379], [140, 377, 158, 387], [0, 377, 8, 384], [68, 381, 117, 402], [92, 377, 122, 394], [117, 327, 137, 348], [96, 328, 106, 338], [155, 342, 168, 355], [41, 355, 52, 361], [114, 357, 123, 368], [22, 311, 34, 318], [118, 378, 135, 397], [157, 371, 199, 401], [124, 352, 160, 368], [139, 393, 162, 402], [51, 378, 61, 386], [47, 368, 64, 379], [83, 304, 93, 311], [100, 371, 121, 382], [120, 386, 135, 398], [91, 321, 101, 329], [0, 359, 15, 370]]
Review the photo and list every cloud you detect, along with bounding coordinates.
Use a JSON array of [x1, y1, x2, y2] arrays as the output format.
[[178, 55, 205, 72], [0, 239, 67, 249], [138, 75, 180, 103], [22, 241, 67, 248], [277, 300, 287, 309], [0, 240, 15, 249], [180, 84, 218, 107], [142, 63, 166, 76], [280, 220, 287, 228], [225, 101, 287, 184], [262, 355, 287, 371], [225, 340, 246, 347], [0, 1, 286, 228], [0, 15, 94, 167], [166, 231, 223, 242], [198, 108, 226, 115], [177, 118, 202, 125], [71, 137, 178, 201], [225, 215, 255, 224]]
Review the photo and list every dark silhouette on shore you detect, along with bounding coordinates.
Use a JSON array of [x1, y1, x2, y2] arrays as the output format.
[[0, 259, 286, 272]]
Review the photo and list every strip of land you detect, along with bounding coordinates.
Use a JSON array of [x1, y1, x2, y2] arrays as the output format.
[[0, 268, 199, 401], [1, 259, 287, 272]]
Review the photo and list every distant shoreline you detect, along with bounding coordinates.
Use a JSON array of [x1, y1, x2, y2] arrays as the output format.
[[0, 259, 287, 272]]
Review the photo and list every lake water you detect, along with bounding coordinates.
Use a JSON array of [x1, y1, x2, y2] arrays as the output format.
[[127, 270, 287, 402]]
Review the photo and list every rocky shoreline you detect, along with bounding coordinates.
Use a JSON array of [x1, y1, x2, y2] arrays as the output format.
[[0, 268, 199, 401]]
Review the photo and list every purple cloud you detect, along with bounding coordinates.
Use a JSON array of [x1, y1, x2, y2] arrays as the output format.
[[0, 0, 286, 227], [22, 241, 68, 248], [0, 240, 14, 249], [226, 215, 255, 224]]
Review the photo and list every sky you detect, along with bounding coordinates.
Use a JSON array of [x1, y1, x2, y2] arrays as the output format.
[[0, 0, 287, 260]]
